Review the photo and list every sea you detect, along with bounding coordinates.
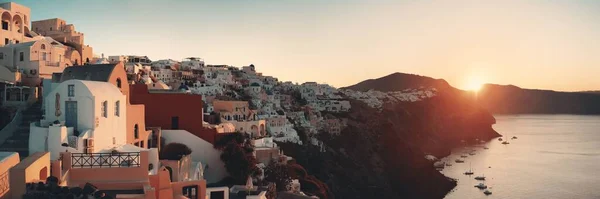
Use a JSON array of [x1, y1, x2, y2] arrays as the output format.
[[441, 115, 600, 199]]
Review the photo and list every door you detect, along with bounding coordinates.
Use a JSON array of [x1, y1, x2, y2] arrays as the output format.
[[65, 101, 77, 129], [171, 116, 179, 129]]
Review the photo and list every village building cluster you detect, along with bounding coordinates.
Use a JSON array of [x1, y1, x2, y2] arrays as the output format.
[[0, 2, 439, 199]]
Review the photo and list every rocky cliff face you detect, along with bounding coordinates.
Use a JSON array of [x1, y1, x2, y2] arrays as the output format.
[[278, 73, 500, 199]]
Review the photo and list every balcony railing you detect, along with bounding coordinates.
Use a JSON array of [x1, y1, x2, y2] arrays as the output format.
[[71, 152, 141, 168]]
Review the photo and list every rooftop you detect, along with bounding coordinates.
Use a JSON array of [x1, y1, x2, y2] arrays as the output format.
[[60, 64, 118, 82]]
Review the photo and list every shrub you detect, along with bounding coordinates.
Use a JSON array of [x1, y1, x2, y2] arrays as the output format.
[[160, 142, 192, 160]]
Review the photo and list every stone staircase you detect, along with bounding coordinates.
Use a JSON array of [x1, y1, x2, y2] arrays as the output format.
[[0, 101, 43, 159]]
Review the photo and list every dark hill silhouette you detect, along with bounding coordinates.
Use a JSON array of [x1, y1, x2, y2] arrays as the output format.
[[477, 84, 600, 114], [342, 72, 451, 92], [344, 72, 600, 114]]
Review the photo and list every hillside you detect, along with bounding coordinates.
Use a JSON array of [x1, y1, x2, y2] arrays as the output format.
[[342, 72, 451, 92], [278, 72, 500, 199], [477, 84, 600, 114]]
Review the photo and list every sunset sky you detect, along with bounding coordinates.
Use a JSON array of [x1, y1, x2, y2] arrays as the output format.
[[16, 0, 600, 91]]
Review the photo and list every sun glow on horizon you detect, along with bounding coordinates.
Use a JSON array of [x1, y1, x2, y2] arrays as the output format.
[[464, 76, 485, 92]]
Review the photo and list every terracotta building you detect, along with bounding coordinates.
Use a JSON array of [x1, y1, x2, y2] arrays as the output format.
[[130, 84, 220, 143], [31, 18, 93, 65]]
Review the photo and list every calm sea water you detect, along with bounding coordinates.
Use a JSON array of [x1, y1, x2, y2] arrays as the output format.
[[441, 115, 600, 199]]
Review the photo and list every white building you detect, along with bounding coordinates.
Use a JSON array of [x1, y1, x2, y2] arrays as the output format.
[[152, 68, 174, 83], [151, 59, 179, 69], [191, 81, 224, 96], [180, 57, 204, 70], [125, 62, 142, 74], [29, 79, 127, 159], [108, 55, 127, 63]]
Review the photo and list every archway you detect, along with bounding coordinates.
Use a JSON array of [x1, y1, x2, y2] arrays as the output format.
[[259, 124, 265, 137], [39, 166, 48, 180], [12, 14, 22, 33], [1, 12, 10, 31]]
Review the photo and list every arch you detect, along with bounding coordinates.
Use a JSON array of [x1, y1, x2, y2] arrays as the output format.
[[165, 166, 174, 182], [134, 124, 139, 139], [86, 57, 90, 63], [12, 14, 22, 33], [259, 124, 265, 136], [39, 166, 48, 180], [1, 12, 10, 31], [116, 78, 122, 88]]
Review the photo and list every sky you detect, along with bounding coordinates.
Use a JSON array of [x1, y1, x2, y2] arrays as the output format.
[[13, 0, 600, 91]]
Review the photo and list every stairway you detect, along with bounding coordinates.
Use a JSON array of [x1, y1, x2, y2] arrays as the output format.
[[0, 101, 43, 159]]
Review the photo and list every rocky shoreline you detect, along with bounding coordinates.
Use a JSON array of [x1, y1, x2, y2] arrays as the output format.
[[278, 87, 501, 199]]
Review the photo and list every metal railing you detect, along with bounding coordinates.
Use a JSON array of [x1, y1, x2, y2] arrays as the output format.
[[71, 152, 141, 168]]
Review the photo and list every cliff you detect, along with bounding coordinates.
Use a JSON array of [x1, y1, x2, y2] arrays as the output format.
[[278, 73, 500, 199], [477, 84, 600, 114], [342, 72, 451, 92]]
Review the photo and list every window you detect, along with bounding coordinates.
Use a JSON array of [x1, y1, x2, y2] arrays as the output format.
[[41, 44, 46, 50], [19, 52, 23, 61], [116, 78, 122, 88], [68, 85, 75, 97], [182, 185, 198, 199], [115, 101, 120, 116], [1, 21, 7, 30], [4, 38, 8, 45], [102, 101, 108, 118], [42, 52, 47, 61], [134, 124, 139, 139]]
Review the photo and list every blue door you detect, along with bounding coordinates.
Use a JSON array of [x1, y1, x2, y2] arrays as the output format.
[[65, 101, 77, 129]]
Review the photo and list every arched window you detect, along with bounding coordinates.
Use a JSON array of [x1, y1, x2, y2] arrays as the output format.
[[86, 58, 90, 63], [134, 124, 139, 139], [40, 44, 46, 50], [116, 78, 122, 88]]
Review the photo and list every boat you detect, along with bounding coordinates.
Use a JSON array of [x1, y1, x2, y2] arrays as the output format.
[[483, 147, 489, 149], [469, 152, 476, 156], [502, 141, 510, 144], [474, 183, 487, 189], [464, 163, 474, 175], [445, 163, 453, 166], [455, 159, 465, 163], [475, 175, 486, 180], [498, 138, 503, 141], [460, 154, 468, 158], [512, 136, 518, 139], [483, 190, 492, 195]]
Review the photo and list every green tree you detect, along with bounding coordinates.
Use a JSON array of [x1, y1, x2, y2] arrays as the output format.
[[214, 133, 261, 184], [264, 161, 292, 192]]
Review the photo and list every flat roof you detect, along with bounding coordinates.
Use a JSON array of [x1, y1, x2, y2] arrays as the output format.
[[13, 152, 48, 170], [0, 152, 18, 162]]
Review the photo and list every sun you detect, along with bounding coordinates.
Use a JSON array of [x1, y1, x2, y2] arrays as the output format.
[[465, 77, 484, 91]]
